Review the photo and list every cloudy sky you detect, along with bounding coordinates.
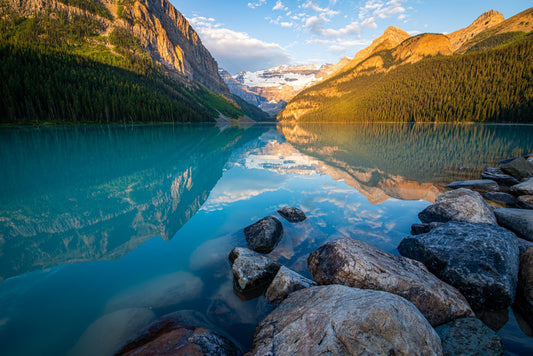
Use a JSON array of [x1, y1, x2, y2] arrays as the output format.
[[172, 0, 531, 74]]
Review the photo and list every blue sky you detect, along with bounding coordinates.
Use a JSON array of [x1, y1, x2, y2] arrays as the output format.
[[172, 0, 531, 74]]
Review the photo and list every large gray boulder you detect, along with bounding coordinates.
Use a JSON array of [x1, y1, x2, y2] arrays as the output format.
[[418, 188, 497, 224], [248, 285, 443, 356], [277, 206, 307, 223], [244, 216, 283, 253], [398, 222, 519, 311], [445, 179, 499, 193], [501, 157, 533, 180], [494, 208, 533, 241], [264, 266, 316, 306], [308, 238, 473, 326], [117, 311, 242, 356], [435, 318, 504, 356], [228, 247, 281, 298], [517, 247, 533, 325], [511, 178, 533, 196], [482, 167, 520, 186]]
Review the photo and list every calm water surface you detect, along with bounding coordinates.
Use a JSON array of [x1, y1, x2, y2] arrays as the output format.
[[0, 123, 532, 355]]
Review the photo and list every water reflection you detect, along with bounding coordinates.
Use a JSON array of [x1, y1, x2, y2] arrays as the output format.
[[0, 124, 266, 281], [278, 122, 533, 203]]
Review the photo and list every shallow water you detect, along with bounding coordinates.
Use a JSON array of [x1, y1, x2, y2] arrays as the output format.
[[0, 123, 532, 355]]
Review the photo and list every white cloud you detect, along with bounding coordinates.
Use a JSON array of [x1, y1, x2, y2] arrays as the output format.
[[280, 22, 293, 28], [359, 0, 407, 21], [301, 0, 340, 19], [248, 0, 266, 9], [189, 17, 291, 74], [273, 0, 288, 11]]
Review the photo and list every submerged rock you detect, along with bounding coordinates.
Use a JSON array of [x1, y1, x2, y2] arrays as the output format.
[[308, 238, 473, 326], [517, 247, 533, 325], [435, 318, 504, 356], [277, 206, 307, 223], [116, 311, 242, 356], [398, 222, 519, 311], [70, 308, 156, 356], [264, 266, 316, 305], [482, 167, 520, 187], [494, 208, 533, 241], [228, 247, 281, 298], [248, 285, 443, 356], [445, 179, 499, 193], [244, 216, 283, 253], [411, 222, 443, 235], [511, 178, 533, 196], [501, 157, 533, 180], [418, 188, 496, 224]]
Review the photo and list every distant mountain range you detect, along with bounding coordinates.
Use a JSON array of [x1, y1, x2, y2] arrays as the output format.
[[278, 8, 533, 123]]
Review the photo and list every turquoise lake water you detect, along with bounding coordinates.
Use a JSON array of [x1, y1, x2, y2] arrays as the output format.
[[0, 123, 532, 355]]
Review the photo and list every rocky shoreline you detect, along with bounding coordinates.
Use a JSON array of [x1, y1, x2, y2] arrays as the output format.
[[115, 155, 533, 355]]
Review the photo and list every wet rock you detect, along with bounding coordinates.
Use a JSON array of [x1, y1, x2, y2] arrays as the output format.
[[501, 157, 533, 180], [518, 195, 533, 209], [248, 285, 443, 356], [445, 179, 499, 193], [435, 318, 504, 356], [228, 247, 281, 298], [105, 271, 203, 312], [277, 206, 306, 223], [482, 167, 520, 186], [517, 247, 533, 325], [264, 266, 316, 305], [308, 238, 473, 326], [418, 188, 497, 224], [117, 311, 242, 356], [494, 208, 533, 241], [411, 222, 443, 235], [484, 192, 518, 208], [511, 178, 533, 196], [398, 222, 519, 311], [69, 308, 156, 356], [244, 216, 283, 253]]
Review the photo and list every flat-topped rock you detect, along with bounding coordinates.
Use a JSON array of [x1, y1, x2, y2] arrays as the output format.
[[264, 266, 316, 305], [277, 206, 307, 223], [511, 178, 533, 196], [445, 179, 499, 193], [482, 167, 520, 186], [501, 157, 533, 180], [494, 208, 533, 241], [308, 238, 473, 326], [248, 285, 443, 356], [228, 247, 281, 298], [435, 318, 504, 356], [418, 188, 496, 224], [244, 216, 283, 253], [398, 222, 519, 311]]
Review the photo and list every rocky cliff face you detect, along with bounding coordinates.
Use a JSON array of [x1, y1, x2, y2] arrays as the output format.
[[392, 33, 452, 64], [447, 10, 505, 52], [7, 0, 231, 97]]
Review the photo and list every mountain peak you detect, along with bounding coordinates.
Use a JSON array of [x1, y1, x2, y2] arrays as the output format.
[[447, 9, 505, 51], [474, 9, 505, 25]]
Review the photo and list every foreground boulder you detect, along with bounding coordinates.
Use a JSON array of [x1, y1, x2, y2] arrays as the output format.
[[418, 188, 496, 224], [264, 266, 316, 305], [482, 167, 519, 187], [116, 311, 242, 356], [517, 247, 533, 325], [445, 179, 499, 193], [511, 178, 533, 196], [494, 208, 533, 241], [248, 285, 443, 356], [398, 222, 519, 311], [308, 238, 473, 326], [244, 216, 283, 253], [501, 157, 533, 180], [228, 247, 281, 298], [277, 206, 307, 223], [435, 318, 504, 356]]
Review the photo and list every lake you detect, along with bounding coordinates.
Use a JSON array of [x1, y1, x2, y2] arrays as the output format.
[[0, 123, 532, 355]]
